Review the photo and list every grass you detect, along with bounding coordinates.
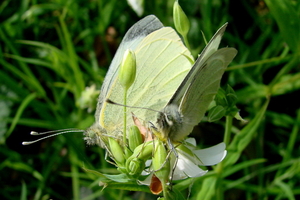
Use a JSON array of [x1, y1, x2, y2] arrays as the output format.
[[1, 0, 299, 199]]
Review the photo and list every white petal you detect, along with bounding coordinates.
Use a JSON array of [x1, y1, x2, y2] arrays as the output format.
[[127, 0, 144, 16], [145, 159, 152, 167], [174, 152, 208, 179], [193, 142, 227, 166], [140, 159, 152, 176], [185, 137, 197, 146], [173, 166, 188, 180], [141, 170, 150, 176], [138, 173, 152, 186]]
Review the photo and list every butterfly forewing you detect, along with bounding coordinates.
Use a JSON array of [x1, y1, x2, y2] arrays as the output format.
[[95, 15, 163, 124], [99, 25, 194, 136], [196, 23, 228, 65]]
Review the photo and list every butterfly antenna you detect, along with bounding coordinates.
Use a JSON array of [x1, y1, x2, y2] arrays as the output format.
[[30, 128, 80, 135], [22, 129, 84, 145], [106, 99, 163, 114]]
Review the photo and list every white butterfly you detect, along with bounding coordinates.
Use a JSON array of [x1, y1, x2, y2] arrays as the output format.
[[22, 15, 193, 147], [156, 23, 237, 144], [22, 16, 237, 151], [85, 15, 194, 146]]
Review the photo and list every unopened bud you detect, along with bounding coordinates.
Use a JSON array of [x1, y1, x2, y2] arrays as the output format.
[[108, 137, 125, 166], [152, 140, 170, 183], [128, 126, 143, 152], [119, 49, 136, 90], [208, 105, 226, 122], [173, 1, 190, 37], [126, 141, 153, 177]]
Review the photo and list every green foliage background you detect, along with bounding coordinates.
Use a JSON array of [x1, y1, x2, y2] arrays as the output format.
[[1, 0, 299, 199]]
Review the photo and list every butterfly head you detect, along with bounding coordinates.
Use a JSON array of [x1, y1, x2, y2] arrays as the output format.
[[84, 123, 108, 147], [156, 104, 183, 142]]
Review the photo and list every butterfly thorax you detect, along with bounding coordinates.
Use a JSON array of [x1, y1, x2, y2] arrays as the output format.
[[156, 104, 187, 143]]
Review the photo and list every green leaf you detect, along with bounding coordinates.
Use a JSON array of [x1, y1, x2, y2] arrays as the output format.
[[104, 181, 150, 193], [224, 99, 270, 167], [274, 180, 295, 200], [196, 176, 217, 200], [20, 181, 27, 200], [265, 0, 300, 53], [82, 167, 130, 183], [4, 92, 37, 141], [271, 73, 300, 96]]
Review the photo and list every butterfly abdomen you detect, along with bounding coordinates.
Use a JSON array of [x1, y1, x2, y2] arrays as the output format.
[[84, 123, 108, 147]]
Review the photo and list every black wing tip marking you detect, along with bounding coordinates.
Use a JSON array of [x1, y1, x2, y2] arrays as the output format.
[[124, 15, 164, 42]]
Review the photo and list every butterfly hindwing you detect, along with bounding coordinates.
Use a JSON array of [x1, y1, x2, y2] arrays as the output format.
[[158, 23, 237, 143]]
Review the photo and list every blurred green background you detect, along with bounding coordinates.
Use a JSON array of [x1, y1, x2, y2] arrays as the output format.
[[1, 0, 299, 199]]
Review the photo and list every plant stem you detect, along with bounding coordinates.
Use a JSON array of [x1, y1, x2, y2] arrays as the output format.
[[215, 115, 232, 199], [183, 34, 191, 51], [224, 115, 233, 146], [123, 90, 127, 147]]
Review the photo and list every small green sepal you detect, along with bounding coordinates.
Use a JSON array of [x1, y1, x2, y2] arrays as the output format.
[[208, 105, 226, 122], [225, 85, 238, 107], [108, 137, 125, 166], [128, 126, 143, 152]]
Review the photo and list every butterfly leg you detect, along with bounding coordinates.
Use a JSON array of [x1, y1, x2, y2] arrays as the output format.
[[167, 137, 179, 189]]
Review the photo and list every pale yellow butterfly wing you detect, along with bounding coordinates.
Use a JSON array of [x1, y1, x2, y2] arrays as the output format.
[[100, 27, 193, 135], [157, 23, 237, 142], [86, 16, 193, 145]]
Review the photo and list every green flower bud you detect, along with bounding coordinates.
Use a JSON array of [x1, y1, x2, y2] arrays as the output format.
[[215, 88, 227, 107], [124, 145, 133, 160], [225, 85, 238, 107], [132, 141, 154, 159], [125, 141, 153, 176], [127, 157, 146, 176], [128, 126, 143, 152], [153, 140, 170, 183], [208, 105, 226, 122], [119, 49, 136, 90], [173, 1, 190, 37], [108, 137, 125, 166]]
